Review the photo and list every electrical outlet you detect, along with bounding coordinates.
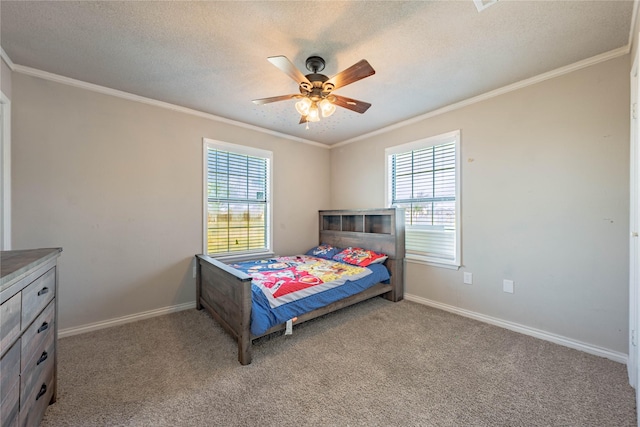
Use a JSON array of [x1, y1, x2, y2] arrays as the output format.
[[463, 272, 473, 285], [503, 279, 514, 293]]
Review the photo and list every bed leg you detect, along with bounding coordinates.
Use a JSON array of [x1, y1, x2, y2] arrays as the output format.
[[384, 289, 404, 302], [238, 337, 252, 365], [239, 279, 253, 365], [384, 259, 405, 302]]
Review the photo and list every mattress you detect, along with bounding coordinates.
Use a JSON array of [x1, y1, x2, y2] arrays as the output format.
[[229, 256, 391, 336]]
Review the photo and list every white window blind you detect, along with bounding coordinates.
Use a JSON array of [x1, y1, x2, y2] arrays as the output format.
[[387, 131, 460, 267], [204, 141, 271, 256]]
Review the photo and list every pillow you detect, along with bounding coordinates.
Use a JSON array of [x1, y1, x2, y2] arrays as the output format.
[[305, 244, 342, 260], [332, 247, 388, 267]]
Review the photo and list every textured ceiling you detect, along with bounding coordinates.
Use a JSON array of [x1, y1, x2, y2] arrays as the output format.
[[0, 1, 634, 145]]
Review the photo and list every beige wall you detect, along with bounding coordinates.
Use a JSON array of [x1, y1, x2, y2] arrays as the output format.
[[331, 55, 630, 353], [1, 57, 12, 100], [11, 74, 330, 330]]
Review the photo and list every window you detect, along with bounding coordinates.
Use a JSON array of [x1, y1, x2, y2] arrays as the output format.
[[203, 139, 272, 257], [386, 130, 461, 268]]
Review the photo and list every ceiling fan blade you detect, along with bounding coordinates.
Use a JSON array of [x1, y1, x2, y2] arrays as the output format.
[[268, 56, 311, 86], [326, 60, 375, 90], [252, 94, 298, 105], [299, 115, 308, 124], [332, 95, 372, 114]]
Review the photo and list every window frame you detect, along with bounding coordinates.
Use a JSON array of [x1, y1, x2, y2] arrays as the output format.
[[202, 138, 273, 261], [385, 130, 461, 269]]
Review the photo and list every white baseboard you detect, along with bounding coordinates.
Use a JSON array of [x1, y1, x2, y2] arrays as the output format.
[[58, 301, 197, 338], [404, 293, 628, 364]]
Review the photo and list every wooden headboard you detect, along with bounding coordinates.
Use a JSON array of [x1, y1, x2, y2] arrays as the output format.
[[318, 208, 405, 301]]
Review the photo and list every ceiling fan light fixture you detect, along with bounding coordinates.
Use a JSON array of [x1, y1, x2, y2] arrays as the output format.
[[307, 103, 321, 122], [319, 98, 336, 118], [295, 97, 312, 116]]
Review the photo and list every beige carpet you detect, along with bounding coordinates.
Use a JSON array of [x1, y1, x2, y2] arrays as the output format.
[[42, 299, 636, 426]]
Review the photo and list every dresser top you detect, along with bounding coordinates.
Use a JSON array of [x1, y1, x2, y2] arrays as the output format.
[[1, 248, 62, 291]]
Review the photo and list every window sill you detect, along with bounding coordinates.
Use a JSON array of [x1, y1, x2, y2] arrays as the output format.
[[406, 255, 460, 270], [212, 251, 275, 263]]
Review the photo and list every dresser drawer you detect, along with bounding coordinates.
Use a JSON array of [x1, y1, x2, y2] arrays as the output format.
[[21, 329, 54, 408], [0, 339, 21, 402], [21, 268, 55, 330], [0, 292, 21, 355], [21, 300, 55, 372], [19, 367, 54, 427], [1, 342, 21, 427], [1, 380, 20, 427]]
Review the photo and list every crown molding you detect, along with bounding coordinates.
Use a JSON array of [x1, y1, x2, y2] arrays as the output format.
[[12, 64, 330, 149], [0, 48, 15, 71], [332, 45, 630, 148]]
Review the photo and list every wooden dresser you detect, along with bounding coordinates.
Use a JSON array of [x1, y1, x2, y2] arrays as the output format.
[[1, 248, 62, 427]]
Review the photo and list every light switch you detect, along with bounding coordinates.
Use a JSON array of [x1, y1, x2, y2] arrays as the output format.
[[503, 279, 514, 293], [463, 272, 473, 285]]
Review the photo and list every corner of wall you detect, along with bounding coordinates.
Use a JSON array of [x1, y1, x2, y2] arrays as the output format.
[[629, 0, 640, 70], [1, 53, 13, 101]]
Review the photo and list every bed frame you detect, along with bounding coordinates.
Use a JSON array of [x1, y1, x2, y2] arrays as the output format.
[[195, 208, 405, 365]]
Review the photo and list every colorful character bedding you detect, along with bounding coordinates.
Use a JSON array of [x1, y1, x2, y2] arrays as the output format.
[[229, 255, 391, 336]]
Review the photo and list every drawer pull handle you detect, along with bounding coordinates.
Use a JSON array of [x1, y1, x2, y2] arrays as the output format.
[[37, 351, 48, 366], [37, 322, 49, 333], [35, 384, 47, 401], [37, 287, 49, 296]]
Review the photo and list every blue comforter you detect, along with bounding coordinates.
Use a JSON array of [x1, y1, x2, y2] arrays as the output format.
[[231, 257, 391, 336]]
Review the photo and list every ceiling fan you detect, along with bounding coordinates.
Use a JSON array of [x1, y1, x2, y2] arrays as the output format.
[[252, 55, 375, 124]]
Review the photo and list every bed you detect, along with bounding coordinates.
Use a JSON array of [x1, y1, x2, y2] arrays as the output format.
[[195, 208, 405, 365]]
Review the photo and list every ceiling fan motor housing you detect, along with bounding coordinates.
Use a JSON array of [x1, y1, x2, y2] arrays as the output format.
[[300, 75, 335, 100], [299, 56, 335, 97]]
